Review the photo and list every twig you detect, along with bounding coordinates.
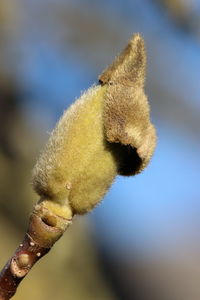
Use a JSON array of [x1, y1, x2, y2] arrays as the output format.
[[0, 202, 72, 300]]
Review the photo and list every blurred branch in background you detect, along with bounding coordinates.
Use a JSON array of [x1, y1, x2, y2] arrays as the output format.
[[155, 0, 200, 37]]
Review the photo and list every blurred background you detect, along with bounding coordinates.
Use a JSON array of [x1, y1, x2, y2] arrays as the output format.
[[0, 0, 200, 299]]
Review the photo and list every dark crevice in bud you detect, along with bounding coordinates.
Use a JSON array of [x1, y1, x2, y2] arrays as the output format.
[[98, 79, 104, 85], [106, 142, 142, 176]]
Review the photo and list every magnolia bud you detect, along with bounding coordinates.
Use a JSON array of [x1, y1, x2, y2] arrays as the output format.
[[32, 34, 156, 215]]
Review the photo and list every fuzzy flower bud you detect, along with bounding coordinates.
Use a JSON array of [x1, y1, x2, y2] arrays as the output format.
[[32, 34, 156, 215]]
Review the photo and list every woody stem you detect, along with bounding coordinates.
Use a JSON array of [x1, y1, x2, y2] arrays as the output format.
[[0, 202, 73, 300]]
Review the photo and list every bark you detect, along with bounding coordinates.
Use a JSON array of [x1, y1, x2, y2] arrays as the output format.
[[0, 202, 73, 300]]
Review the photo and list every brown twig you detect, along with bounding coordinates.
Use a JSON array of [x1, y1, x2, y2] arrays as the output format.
[[0, 202, 73, 300]]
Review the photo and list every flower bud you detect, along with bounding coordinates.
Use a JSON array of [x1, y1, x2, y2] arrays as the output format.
[[32, 34, 156, 214]]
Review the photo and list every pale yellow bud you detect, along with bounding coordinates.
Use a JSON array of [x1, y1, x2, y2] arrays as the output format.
[[32, 34, 156, 214]]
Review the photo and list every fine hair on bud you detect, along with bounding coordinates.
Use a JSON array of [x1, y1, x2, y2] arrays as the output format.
[[32, 34, 156, 215]]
